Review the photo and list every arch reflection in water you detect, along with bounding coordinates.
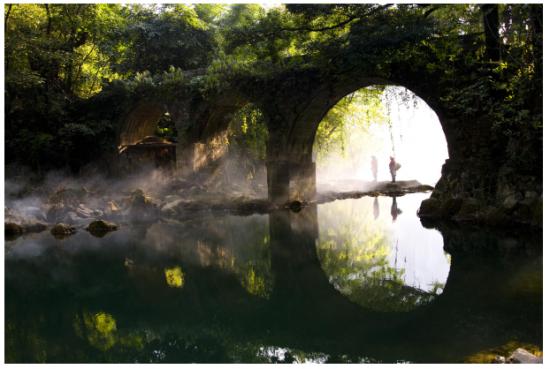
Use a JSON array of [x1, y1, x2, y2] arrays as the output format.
[[316, 193, 450, 312]]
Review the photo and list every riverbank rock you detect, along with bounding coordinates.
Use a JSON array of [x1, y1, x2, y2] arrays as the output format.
[[51, 223, 76, 238], [5, 222, 24, 239], [86, 220, 118, 237], [506, 348, 542, 363], [5, 218, 48, 240]]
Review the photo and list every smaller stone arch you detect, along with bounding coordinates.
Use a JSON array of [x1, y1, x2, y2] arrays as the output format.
[[116, 98, 183, 174], [118, 99, 167, 148]]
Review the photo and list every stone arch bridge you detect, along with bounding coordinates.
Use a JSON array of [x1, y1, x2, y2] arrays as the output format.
[[111, 50, 541, 227]]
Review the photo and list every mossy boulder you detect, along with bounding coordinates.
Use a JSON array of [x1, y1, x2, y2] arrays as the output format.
[[5, 221, 48, 240], [86, 219, 118, 237], [51, 223, 76, 238]]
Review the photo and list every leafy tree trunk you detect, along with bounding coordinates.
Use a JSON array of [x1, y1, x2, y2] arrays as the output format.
[[5, 4, 13, 71], [481, 4, 500, 61], [4, 4, 12, 31], [44, 4, 52, 35]]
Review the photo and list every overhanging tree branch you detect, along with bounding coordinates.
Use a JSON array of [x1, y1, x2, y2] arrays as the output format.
[[274, 4, 392, 35]]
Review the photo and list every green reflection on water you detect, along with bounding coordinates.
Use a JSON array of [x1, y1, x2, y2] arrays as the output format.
[[164, 266, 185, 288], [317, 198, 443, 312]]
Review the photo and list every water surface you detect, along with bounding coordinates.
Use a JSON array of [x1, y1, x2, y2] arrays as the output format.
[[5, 193, 542, 363]]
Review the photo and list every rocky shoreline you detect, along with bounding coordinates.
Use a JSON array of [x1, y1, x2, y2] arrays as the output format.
[[5, 180, 435, 241], [5, 178, 540, 241]]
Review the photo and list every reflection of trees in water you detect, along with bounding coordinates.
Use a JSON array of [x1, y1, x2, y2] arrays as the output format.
[[317, 200, 437, 312], [146, 215, 274, 299], [204, 215, 273, 299]]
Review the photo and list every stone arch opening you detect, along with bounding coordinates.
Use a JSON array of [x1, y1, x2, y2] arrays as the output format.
[[271, 76, 453, 204], [312, 85, 448, 191], [190, 102, 269, 198], [118, 100, 167, 148], [117, 100, 179, 174], [222, 103, 270, 197]]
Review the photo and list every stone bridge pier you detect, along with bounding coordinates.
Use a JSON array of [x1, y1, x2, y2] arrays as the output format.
[[266, 158, 316, 204]]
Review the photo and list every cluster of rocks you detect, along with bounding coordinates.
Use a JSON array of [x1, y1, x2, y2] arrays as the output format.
[[44, 187, 159, 225], [5, 186, 161, 240], [6, 181, 274, 241]]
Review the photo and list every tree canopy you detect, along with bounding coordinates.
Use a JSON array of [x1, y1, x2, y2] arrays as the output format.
[[4, 4, 542, 172]]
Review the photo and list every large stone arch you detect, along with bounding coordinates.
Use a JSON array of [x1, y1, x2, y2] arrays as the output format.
[[259, 67, 455, 203], [284, 75, 449, 163]]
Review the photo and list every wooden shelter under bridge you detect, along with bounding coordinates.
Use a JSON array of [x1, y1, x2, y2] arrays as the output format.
[[119, 136, 176, 173]]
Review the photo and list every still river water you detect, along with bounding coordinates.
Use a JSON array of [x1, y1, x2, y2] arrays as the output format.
[[5, 193, 542, 363]]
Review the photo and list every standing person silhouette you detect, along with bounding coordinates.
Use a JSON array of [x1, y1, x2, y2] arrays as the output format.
[[389, 156, 397, 183], [371, 156, 378, 182]]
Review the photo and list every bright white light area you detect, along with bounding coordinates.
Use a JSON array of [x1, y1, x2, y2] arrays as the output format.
[[381, 86, 449, 186], [315, 86, 449, 187]]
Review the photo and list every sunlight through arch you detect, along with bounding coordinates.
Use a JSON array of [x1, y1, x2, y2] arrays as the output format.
[[314, 85, 448, 188]]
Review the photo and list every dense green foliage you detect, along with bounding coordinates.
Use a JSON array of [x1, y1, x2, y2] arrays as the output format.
[[5, 4, 542, 173], [314, 87, 386, 161]]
